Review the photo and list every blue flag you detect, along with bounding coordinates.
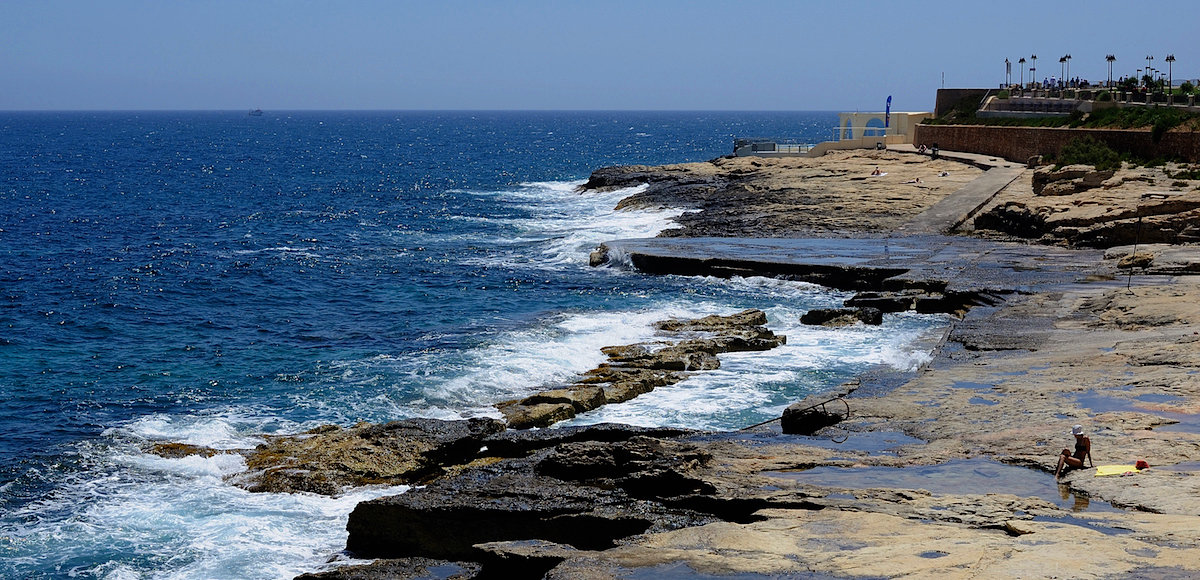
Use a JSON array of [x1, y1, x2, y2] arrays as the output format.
[[885, 95, 892, 128]]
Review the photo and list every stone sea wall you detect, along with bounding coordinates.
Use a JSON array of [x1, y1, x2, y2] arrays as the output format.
[[913, 124, 1200, 163]]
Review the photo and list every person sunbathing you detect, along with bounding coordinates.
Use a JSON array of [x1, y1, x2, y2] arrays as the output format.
[[1055, 425, 1093, 479]]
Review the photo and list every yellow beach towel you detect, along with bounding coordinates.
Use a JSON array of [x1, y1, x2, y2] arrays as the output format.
[[1095, 464, 1140, 477]]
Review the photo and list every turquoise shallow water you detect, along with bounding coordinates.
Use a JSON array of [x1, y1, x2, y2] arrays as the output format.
[[0, 111, 951, 578]]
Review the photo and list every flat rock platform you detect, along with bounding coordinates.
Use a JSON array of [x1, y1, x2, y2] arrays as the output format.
[[595, 235, 1114, 296]]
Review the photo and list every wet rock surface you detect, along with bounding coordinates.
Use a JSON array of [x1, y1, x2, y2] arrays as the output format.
[[294, 558, 481, 580], [800, 306, 883, 326], [495, 309, 785, 429], [227, 417, 507, 494]]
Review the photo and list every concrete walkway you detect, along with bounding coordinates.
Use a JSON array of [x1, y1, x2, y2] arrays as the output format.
[[890, 145, 1026, 235]]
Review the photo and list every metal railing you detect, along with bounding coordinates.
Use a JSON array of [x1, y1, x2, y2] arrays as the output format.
[[772, 143, 812, 154], [832, 127, 891, 140], [734, 138, 813, 155]]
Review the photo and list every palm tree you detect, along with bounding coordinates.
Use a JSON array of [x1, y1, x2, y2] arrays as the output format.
[[1019, 57, 1026, 87], [1064, 54, 1072, 89], [1031, 54, 1038, 86], [1106, 54, 1116, 88]]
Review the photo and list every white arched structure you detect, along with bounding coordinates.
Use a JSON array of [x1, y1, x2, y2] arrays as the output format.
[[732, 110, 933, 158], [838, 112, 891, 140], [804, 110, 933, 157]]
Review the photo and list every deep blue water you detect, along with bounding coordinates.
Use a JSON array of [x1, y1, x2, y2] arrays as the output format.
[[0, 111, 948, 578]]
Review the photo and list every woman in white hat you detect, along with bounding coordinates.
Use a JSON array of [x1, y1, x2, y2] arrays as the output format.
[[1055, 425, 1093, 479]]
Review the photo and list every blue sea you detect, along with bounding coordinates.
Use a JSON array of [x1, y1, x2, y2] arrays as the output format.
[[0, 111, 948, 578]]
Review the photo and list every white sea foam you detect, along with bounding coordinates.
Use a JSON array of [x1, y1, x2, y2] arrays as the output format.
[[420, 278, 857, 413], [111, 407, 325, 451], [2, 431, 406, 580], [113, 414, 258, 450], [428, 307, 689, 410], [253, 274, 945, 430], [564, 307, 948, 431], [462, 181, 686, 269]]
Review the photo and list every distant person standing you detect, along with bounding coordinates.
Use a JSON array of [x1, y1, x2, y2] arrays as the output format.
[[1055, 425, 1093, 479]]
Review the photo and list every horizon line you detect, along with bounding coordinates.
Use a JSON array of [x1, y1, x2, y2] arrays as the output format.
[[0, 108, 853, 114]]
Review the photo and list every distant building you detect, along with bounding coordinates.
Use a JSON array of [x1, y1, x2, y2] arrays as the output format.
[[734, 111, 933, 158]]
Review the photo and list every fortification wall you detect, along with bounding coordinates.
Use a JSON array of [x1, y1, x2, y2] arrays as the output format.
[[912, 124, 1200, 163], [933, 89, 991, 117]]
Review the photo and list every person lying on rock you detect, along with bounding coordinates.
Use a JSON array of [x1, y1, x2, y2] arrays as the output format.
[[1055, 425, 1093, 479]]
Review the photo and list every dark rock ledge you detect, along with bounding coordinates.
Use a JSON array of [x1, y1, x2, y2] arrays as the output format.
[[331, 433, 832, 580]]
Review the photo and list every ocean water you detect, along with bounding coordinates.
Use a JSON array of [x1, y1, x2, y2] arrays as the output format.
[[0, 111, 949, 579]]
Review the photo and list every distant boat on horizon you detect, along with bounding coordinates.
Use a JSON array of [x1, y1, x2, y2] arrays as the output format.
[[248, 109, 263, 116]]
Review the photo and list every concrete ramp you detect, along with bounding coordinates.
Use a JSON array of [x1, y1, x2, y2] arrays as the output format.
[[897, 152, 1025, 235]]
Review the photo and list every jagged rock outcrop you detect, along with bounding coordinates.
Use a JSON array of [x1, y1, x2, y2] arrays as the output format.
[[473, 540, 582, 580], [152, 419, 699, 499], [495, 309, 785, 429], [976, 162, 1200, 247], [344, 436, 721, 561], [226, 417, 505, 494], [480, 423, 695, 458], [294, 558, 480, 580], [800, 307, 883, 327], [972, 201, 1049, 239], [1031, 164, 1115, 196], [147, 442, 222, 458], [579, 164, 722, 195], [843, 289, 981, 316]]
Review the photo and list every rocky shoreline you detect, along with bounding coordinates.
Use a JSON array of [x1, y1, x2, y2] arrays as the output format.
[[159, 149, 1200, 578], [580, 150, 984, 238]]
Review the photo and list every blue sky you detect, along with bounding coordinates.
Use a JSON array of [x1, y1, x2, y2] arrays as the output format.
[[3, 0, 1197, 111]]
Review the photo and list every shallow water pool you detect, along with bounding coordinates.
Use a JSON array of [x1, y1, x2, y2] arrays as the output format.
[[768, 457, 1121, 512]]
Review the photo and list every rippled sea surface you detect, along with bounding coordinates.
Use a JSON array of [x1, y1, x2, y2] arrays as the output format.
[[0, 111, 949, 578]]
